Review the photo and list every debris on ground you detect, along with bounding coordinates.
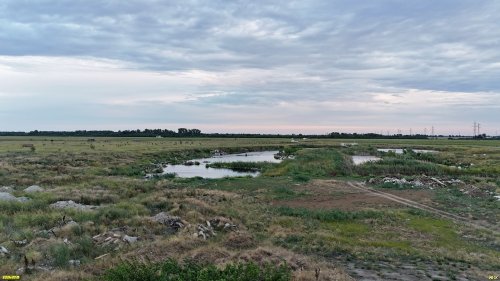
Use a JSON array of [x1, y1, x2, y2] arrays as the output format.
[[368, 176, 497, 198], [12, 239, 28, 247], [92, 227, 139, 250], [194, 217, 238, 240], [151, 212, 187, 232], [50, 200, 98, 211]]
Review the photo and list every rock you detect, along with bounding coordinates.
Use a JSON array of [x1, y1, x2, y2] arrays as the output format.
[[0, 192, 18, 201], [0, 186, 13, 192], [12, 240, 28, 247], [24, 185, 44, 193], [151, 212, 186, 231], [0, 246, 9, 256], [50, 200, 98, 211], [69, 259, 81, 267], [122, 235, 138, 244], [16, 197, 31, 202]]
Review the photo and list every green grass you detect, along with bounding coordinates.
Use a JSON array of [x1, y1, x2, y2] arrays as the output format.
[[274, 206, 384, 222], [265, 148, 348, 180], [103, 259, 291, 281]]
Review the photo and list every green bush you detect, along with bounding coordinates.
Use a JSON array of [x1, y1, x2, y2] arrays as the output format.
[[103, 259, 291, 281], [50, 244, 71, 268]]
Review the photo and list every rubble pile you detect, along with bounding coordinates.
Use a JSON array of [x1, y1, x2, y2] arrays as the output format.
[[92, 227, 139, 250], [194, 217, 238, 240], [368, 176, 462, 189], [151, 212, 187, 232], [368, 176, 497, 198]]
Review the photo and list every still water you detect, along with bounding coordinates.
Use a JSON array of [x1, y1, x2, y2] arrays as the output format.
[[162, 151, 281, 178], [352, 156, 381, 165]]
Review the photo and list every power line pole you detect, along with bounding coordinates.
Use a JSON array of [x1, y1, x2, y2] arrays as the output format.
[[431, 126, 435, 137], [473, 121, 477, 137]]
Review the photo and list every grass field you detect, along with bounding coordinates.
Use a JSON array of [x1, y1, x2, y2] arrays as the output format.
[[0, 137, 498, 280]]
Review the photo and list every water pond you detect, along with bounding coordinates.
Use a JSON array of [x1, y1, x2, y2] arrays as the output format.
[[352, 156, 382, 165], [162, 151, 281, 178]]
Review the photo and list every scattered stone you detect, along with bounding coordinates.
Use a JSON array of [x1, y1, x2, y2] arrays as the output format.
[[92, 229, 138, 250], [195, 222, 216, 240], [208, 217, 238, 232], [122, 235, 138, 244], [69, 259, 81, 267], [12, 239, 28, 247], [0, 186, 13, 192], [16, 197, 31, 202], [50, 200, 98, 211], [24, 185, 44, 193], [0, 246, 9, 257], [151, 212, 186, 231], [368, 176, 495, 198], [16, 265, 50, 275], [194, 217, 238, 240]]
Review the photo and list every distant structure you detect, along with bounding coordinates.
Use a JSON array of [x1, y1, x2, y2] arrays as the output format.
[[473, 122, 481, 137]]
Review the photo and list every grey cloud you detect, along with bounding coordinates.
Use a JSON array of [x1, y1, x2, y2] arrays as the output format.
[[0, 0, 499, 133]]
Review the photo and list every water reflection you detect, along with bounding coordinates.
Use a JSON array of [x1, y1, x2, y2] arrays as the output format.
[[162, 151, 280, 178]]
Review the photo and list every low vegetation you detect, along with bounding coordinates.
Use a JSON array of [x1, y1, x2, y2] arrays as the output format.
[[0, 137, 498, 280]]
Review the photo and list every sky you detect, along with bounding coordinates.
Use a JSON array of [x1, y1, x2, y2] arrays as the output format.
[[0, 0, 499, 135]]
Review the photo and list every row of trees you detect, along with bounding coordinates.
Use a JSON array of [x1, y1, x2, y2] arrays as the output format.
[[0, 129, 494, 139], [0, 128, 202, 137]]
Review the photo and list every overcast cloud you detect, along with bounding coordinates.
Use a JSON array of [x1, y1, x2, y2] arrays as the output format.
[[1, 0, 499, 134]]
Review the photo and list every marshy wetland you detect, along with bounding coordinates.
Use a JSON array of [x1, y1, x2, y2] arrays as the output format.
[[0, 137, 499, 280]]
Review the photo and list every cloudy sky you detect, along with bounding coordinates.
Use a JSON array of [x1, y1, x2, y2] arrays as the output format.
[[1, 0, 499, 135]]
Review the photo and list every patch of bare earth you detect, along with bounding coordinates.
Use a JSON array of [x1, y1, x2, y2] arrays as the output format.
[[272, 180, 432, 211]]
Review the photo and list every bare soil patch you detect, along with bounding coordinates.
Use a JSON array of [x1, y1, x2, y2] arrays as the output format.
[[272, 180, 432, 211]]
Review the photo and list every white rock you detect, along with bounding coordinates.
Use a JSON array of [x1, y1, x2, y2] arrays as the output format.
[[50, 200, 97, 211], [24, 185, 44, 193], [0, 192, 17, 201], [122, 235, 138, 244], [0, 246, 9, 256], [0, 186, 13, 192]]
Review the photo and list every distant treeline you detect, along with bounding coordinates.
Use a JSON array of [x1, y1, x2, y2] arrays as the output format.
[[0, 129, 424, 139], [0, 129, 496, 139]]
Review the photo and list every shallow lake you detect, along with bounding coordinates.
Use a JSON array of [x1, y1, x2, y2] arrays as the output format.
[[352, 156, 381, 165], [162, 151, 281, 178]]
